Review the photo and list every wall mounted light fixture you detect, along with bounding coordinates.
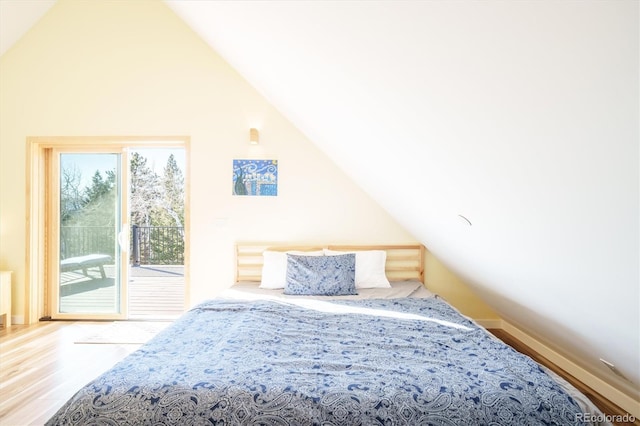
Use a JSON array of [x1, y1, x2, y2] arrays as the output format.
[[249, 128, 259, 145]]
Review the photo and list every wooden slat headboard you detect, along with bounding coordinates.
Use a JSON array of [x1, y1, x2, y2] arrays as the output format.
[[235, 243, 426, 284]]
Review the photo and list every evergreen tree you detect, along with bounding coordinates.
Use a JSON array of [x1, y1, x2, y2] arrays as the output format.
[[60, 168, 116, 257], [154, 154, 185, 227], [84, 170, 115, 204], [130, 152, 161, 227], [76, 169, 117, 226]]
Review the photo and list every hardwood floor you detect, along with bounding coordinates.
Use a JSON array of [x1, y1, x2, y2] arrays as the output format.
[[0, 266, 184, 424], [0, 321, 144, 425]]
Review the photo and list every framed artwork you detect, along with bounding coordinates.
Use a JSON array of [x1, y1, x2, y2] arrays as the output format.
[[232, 159, 278, 196]]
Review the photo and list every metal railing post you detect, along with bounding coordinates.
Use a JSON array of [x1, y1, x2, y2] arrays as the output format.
[[132, 224, 140, 266]]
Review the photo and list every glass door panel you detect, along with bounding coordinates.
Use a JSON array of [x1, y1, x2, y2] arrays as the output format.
[[57, 152, 125, 316]]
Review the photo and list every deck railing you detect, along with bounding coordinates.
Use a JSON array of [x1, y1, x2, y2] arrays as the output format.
[[131, 225, 184, 266], [61, 226, 115, 260], [60, 225, 184, 265]]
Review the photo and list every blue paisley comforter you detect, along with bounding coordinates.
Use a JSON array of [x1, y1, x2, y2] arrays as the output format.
[[47, 297, 585, 425]]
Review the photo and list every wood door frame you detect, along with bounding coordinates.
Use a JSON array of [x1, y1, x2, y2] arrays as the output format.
[[26, 136, 191, 323]]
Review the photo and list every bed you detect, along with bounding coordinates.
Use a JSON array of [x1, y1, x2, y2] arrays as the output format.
[[47, 243, 609, 425]]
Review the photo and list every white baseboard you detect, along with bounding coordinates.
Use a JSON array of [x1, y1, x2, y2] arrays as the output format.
[[10, 315, 24, 325], [501, 320, 640, 419]]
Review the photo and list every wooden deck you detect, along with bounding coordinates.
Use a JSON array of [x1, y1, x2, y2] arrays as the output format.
[[59, 265, 185, 319]]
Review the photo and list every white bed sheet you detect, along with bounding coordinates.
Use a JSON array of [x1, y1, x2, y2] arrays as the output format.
[[223, 280, 433, 301]]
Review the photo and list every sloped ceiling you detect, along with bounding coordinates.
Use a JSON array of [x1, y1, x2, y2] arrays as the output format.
[[2, 0, 638, 399], [0, 0, 56, 57]]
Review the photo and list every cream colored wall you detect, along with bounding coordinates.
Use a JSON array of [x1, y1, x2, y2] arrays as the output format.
[[424, 252, 498, 320], [0, 0, 496, 321]]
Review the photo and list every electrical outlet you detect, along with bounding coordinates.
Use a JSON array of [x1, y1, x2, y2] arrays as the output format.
[[599, 358, 631, 382]]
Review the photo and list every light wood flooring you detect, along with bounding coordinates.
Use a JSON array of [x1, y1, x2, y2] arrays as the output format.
[[0, 267, 185, 424], [0, 321, 148, 425]]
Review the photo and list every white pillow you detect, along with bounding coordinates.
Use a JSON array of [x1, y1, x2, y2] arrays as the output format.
[[260, 250, 324, 289], [323, 249, 391, 288]]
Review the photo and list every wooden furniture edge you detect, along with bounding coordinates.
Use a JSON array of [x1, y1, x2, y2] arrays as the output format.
[[0, 271, 12, 328]]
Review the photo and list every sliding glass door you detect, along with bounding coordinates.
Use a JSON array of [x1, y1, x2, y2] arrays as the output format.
[[51, 150, 128, 319]]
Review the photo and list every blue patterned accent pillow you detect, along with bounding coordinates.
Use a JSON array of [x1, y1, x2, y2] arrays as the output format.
[[284, 253, 357, 296]]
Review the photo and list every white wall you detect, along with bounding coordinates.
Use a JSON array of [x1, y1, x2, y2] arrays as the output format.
[[0, 0, 498, 321]]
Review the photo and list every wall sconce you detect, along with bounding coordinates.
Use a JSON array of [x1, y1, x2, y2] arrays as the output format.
[[249, 128, 259, 145]]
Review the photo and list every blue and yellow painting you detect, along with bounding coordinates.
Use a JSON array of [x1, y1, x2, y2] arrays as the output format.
[[232, 159, 278, 196]]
